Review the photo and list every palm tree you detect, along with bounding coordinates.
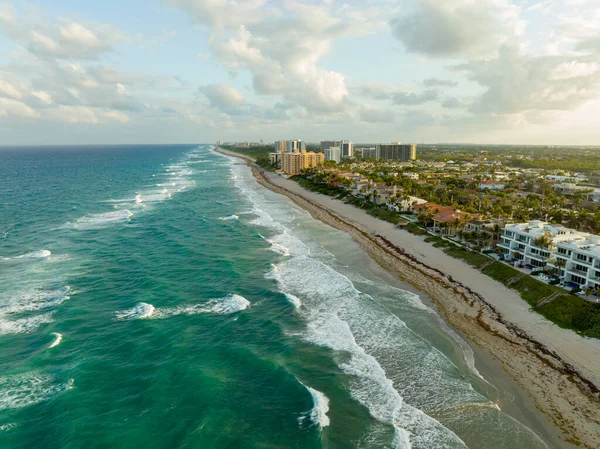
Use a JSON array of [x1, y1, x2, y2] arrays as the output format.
[[554, 258, 566, 276]]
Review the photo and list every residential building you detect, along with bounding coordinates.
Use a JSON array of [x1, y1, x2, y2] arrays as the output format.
[[340, 140, 354, 158], [402, 172, 419, 180], [479, 180, 506, 191], [320, 140, 339, 152], [281, 150, 324, 176], [588, 171, 600, 186], [553, 237, 600, 289], [357, 148, 377, 159], [287, 140, 306, 153], [498, 221, 585, 270], [376, 143, 417, 161], [432, 209, 470, 236], [269, 152, 281, 166], [323, 147, 341, 163], [274, 140, 287, 153]]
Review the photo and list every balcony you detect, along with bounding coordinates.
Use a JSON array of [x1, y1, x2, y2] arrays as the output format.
[[497, 241, 511, 249], [567, 267, 589, 276]]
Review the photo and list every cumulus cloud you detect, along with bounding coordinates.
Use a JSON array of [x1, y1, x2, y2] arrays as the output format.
[[392, 89, 439, 105], [456, 44, 600, 115], [172, 1, 384, 115], [0, 4, 126, 60], [166, 0, 267, 29], [200, 83, 245, 108], [390, 0, 522, 58]]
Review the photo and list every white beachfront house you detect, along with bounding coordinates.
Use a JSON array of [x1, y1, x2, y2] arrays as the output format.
[[498, 220, 600, 288], [478, 180, 506, 191], [550, 238, 600, 289]]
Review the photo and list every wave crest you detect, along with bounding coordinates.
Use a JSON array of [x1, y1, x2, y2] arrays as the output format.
[[115, 295, 250, 321]]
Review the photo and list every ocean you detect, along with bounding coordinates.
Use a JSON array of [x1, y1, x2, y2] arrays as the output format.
[[0, 144, 549, 449]]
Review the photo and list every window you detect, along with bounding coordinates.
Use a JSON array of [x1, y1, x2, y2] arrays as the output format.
[[576, 253, 588, 262], [558, 247, 567, 255], [569, 275, 586, 285], [573, 264, 588, 273]]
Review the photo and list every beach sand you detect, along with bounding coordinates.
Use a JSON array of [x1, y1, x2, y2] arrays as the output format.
[[217, 148, 600, 449]]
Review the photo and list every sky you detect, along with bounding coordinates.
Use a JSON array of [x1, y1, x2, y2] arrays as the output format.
[[0, 0, 600, 145]]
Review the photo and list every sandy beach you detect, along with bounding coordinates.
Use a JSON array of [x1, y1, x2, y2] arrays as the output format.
[[217, 148, 600, 449]]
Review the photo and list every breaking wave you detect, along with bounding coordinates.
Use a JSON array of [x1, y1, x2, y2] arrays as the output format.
[[116, 295, 250, 321], [48, 332, 63, 348]]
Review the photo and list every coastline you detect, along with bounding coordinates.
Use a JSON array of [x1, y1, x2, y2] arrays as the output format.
[[216, 147, 600, 449]]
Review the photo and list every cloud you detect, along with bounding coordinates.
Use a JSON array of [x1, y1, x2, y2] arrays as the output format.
[[353, 84, 396, 100], [200, 83, 245, 108], [390, 0, 522, 58], [392, 89, 439, 105], [0, 4, 126, 60], [0, 97, 38, 117], [103, 110, 130, 123], [166, 0, 268, 28], [0, 77, 23, 99], [172, 2, 384, 115], [441, 96, 472, 109], [360, 105, 396, 123], [43, 105, 99, 124], [423, 78, 457, 87], [456, 44, 600, 115]]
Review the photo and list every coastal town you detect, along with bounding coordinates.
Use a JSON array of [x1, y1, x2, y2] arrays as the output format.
[[220, 139, 600, 341]]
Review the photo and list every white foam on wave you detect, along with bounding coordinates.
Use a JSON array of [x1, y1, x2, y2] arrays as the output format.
[[0, 423, 18, 432], [73, 210, 133, 230], [218, 215, 239, 221], [266, 255, 480, 448], [307, 312, 468, 448], [305, 385, 330, 428], [0, 313, 55, 335], [285, 293, 301, 309], [48, 332, 63, 348], [2, 250, 52, 261], [265, 231, 310, 258], [0, 373, 73, 411], [1, 286, 71, 314], [115, 302, 156, 320], [135, 194, 143, 204], [116, 295, 250, 321]]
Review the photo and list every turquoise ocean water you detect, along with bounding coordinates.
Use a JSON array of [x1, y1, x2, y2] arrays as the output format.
[[0, 145, 550, 448]]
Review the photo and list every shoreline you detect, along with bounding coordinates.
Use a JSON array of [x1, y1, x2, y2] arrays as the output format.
[[216, 147, 600, 448]]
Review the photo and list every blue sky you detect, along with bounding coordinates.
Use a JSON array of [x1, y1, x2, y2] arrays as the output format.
[[1, 0, 599, 145]]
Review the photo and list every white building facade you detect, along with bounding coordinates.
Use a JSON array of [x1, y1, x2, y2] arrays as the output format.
[[323, 147, 341, 163], [499, 221, 600, 288]]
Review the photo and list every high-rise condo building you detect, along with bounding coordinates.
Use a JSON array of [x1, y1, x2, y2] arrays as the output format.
[[375, 143, 417, 161], [273, 140, 287, 153], [340, 140, 354, 158], [323, 147, 341, 164], [320, 140, 339, 152], [287, 140, 306, 153], [281, 150, 325, 176]]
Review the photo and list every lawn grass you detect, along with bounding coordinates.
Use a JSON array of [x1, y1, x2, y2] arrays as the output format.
[[434, 247, 597, 335], [538, 295, 587, 329], [444, 247, 490, 268]]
